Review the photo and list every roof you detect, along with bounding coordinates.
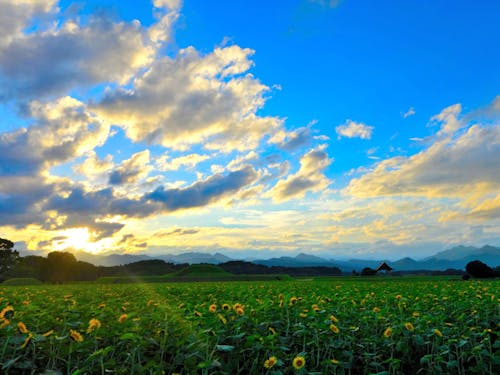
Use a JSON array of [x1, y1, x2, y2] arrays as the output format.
[[376, 262, 393, 271]]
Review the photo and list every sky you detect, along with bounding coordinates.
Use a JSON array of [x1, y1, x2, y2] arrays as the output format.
[[0, 0, 499, 260]]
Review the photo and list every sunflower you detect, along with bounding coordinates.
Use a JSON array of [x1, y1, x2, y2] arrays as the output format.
[[233, 303, 243, 310], [70, 329, 84, 342], [289, 297, 298, 305], [329, 314, 339, 323], [17, 321, 28, 334], [264, 356, 277, 369], [404, 322, 414, 331], [222, 303, 230, 311], [209, 304, 217, 313], [235, 306, 244, 316], [383, 327, 393, 338], [0, 305, 14, 320], [118, 314, 128, 323], [87, 318, 101, 333], [42, 329, 54, 337], [329, 324, 340, 334], [292, 356, 306, 370], [372, 307, 380, 313], [217, 313, 227, 325], [434, 328, 443, 337]]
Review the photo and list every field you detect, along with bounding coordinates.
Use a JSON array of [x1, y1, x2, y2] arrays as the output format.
[[0, 278, 498, 374]]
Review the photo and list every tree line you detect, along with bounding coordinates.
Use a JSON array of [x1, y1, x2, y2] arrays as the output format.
[[0, 237, 498, 283]]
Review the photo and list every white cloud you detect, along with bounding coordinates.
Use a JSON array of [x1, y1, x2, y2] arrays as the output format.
[[96, 45, 282, 151], [0, 96, 110, 176], [156, 153, 211, 171], [345, 104, 500, 199], [402, 107, 416, 118], [109, 150, 153, 185], [336, 119, 373, 139], [269, 146, 332, 201]]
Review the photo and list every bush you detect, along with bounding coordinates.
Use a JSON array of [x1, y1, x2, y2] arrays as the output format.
[[465, 260, 495, 279], [361, 267, 377, 276]]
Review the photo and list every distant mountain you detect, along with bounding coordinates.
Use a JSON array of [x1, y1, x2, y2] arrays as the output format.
[[72, 251, 152, 266], [69, 245, 499, 271], [254, 253, 340, 268], [162, 252, 232, 264], [334, 245, 500, 272], [429, 245, 499, 262], [70, 250, 232, 266]]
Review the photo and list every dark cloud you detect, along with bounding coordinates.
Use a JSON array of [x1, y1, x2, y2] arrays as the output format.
[[276, 176, 317, 199], [0, 16, 153, 101], [108, 150, 151, 185], [156, 228, 200, 237], [144, 166, 258, 211], [280, 127, 312, 151], [39, 166, 258, 238]]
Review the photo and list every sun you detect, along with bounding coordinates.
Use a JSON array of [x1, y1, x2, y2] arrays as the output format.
[[53, 228, 101, 254]]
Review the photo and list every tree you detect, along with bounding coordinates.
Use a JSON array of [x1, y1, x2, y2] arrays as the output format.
[[465, 260, 496, 279], [361, 267, 377, 276], [41, 251, 78, 283], [0, 237, 20, 275]]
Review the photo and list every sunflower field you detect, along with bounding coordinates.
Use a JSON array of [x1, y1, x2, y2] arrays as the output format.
[[0, 278, 499, 374]]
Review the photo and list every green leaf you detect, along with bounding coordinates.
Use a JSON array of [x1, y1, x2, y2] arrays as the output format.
[[215, 344, 235, 352], [119, 333, 137, 340]]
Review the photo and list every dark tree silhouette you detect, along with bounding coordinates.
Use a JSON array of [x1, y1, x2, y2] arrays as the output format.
[[0, 237, 19, 275], [465, 260, 496, 279], [41, 251, 78, 283], [361, 267, 377, 276]]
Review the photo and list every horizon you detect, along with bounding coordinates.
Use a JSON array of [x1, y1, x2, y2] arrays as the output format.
[[16, 243, 500, 264], [1, 0, 499, 259]]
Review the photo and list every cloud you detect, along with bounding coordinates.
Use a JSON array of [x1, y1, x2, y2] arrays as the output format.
[[96, 45, 282, 151], [345, 105, 500, 199], [0, 96, 110, 176], [109, 150, 152, 185], [279, 126, 313, 151], [402, 107, 416, 118], [144, 165, 258, 211], [430, 103, 463, 137], [0, 14, 157, 100], [156, 153, 210, 171], [155, 228, 200, 237], [269, 147, 332, 201], [335, 120, 373, 139], [0, 0, 57, 48], [41, 166, 258, 233], [73, 151, 114, 179], [308, 0, 342, 8]]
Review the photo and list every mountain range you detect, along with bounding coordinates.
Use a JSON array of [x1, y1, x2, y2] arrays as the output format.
[[71, 245, 500, 271]]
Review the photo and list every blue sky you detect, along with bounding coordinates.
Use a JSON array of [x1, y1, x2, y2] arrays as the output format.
[[0, 0, 499, 259]]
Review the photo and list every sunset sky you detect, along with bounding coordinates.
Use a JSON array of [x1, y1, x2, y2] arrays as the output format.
[[0, 0, 499, 259]]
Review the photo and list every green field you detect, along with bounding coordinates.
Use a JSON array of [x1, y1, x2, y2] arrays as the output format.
[[0, 278, 498, 374]]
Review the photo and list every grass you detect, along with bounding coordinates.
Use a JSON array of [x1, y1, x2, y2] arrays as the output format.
[[1, 278, 43, 286]]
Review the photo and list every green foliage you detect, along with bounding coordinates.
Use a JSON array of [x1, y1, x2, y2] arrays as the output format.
[[1, 278, 43, 286], [0, 278, 498, 374], [0, 237, 19, 275], [169, 264, 232, 277]]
